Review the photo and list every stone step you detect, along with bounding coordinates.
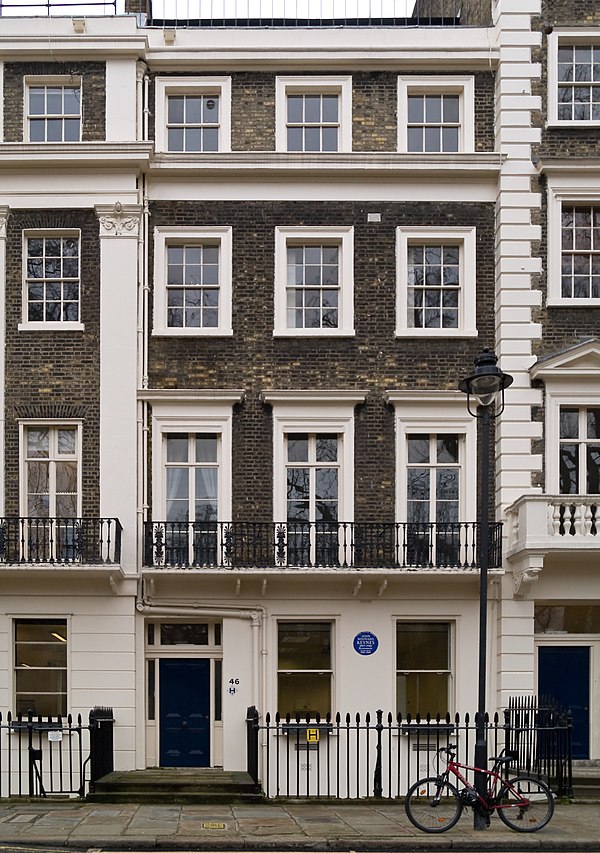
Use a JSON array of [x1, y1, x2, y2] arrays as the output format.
[[87, 769, 264, 804]]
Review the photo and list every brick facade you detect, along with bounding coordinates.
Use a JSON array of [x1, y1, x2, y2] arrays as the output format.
[[3, 210, 101, 515], [148, 71, 496, 152], [3, 62, 106, 143], [147, 199, 495, 520]]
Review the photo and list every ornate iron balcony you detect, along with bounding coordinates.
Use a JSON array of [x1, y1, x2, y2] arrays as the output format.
[[0, 518, 122, 565], [144, 520, 502, 570]]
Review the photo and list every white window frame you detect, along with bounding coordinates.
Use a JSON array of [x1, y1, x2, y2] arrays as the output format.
[[544, 390, 600, 495], [275, 76, 352, 153], [397, 76, 474, 154], [12, 616, 70, 717], [154, 77, 232, 153], [150, 396, 238, 523], [274, 226, 354, 337], [19, 229, 84, 331], [153, 226, 233, 336], [386, 392, 477, 523], [396, 227, 477, 337], [548, 30, 600, 127], [264, 391, 366, 525], [18, 420, 83, 518], [275, 618, 335, 717], [395, 619, 454, 717], [24, 76, 82, 144], [547, 181, 600, 306]]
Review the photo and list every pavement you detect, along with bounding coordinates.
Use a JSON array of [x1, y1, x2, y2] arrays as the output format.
[[0, 800, 597, 851]]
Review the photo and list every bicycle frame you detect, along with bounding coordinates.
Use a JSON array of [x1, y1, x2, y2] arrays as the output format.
[[441, 756, 527, 813]]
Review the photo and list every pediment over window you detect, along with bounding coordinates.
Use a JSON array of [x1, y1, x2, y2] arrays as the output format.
[[531, 338, 600, 382]]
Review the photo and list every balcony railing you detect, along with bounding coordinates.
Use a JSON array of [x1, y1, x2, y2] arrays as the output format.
[[147, 1, 466, 28], [506, 495, 598, 559], [0, 518, 122, 565], [144, 520, 502, 570]]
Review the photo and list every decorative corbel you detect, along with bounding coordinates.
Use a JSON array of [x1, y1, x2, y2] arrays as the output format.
[[513, 554, 544, 597]]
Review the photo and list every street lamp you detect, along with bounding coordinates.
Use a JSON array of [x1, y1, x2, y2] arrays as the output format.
[[459, 348, 513, 830]]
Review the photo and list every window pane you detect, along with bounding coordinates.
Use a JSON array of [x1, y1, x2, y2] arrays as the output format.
[[443, 95, 459, 123], [587, 408, 600, 439], [316, 434, 337, 462], [559, 443, 579, 494], [278, 622, 331, 670], [396, 672, 449, 716], [587, 445, 600, 493], [535, 604, 600, 633], [407, 435, 429, 464], [15, 620, 67, 643], [58, 429, 76, 455], [166, 434, 189, 463], [396, 622, 449, 670], [56, 461, 77, 494], [160, 624, 209, 645], [407, 468, 429, 501], [561, 410, 580, 441], [196, 434, 218, 463], [437, 435, 459, 464], [278, 672, 331, 717], [14, 619, 67, 717], [407, 95, 423, 123], [287, 434, 309, 462], [28, 461, 49, 495], [27, 428, 49, 458]]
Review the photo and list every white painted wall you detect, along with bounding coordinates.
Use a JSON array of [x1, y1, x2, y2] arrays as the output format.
[[0, 590, 137, 770], [106, 59, 138, 142], [222, 616, 255, 771], [96, 204, 142, 573]]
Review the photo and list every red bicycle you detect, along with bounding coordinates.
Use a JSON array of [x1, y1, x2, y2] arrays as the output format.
[[404, 744, 554, 833]]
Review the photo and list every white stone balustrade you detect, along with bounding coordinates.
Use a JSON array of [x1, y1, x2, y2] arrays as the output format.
[[506, 494, 599, 558]]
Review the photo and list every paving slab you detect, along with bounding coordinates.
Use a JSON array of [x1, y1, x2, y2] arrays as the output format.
[[0, 800, 595, 850]]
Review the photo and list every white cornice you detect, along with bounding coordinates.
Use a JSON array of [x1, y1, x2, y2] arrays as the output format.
[[139, 389, 245, 404], [536, 158, 600, 175], [0, 36, 147, 59], [0, 143, 153, 169], [261, 390, 367, 405], [149, 152, 502, 179], [385, 390, 464, 405]]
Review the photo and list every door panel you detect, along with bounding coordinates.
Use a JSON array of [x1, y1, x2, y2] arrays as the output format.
[[538, 646, 590, 760], [159, 658, 210, 767]]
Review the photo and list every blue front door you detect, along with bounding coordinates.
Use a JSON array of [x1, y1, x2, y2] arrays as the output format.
[[159, 658, 211, 767], [538, 646, 590, 759]]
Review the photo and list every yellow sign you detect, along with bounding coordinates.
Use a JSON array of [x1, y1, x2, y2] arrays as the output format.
[[306, 728, 320, 743]]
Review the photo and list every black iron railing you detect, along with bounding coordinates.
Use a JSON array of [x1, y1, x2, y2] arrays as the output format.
[[0, 0, 118, 15], [148, 0, 471, 28], [0, 518, 122, 565], [0, 707, 113, 798], [144, 520, 503, 570], [246, 702, 573, 800]]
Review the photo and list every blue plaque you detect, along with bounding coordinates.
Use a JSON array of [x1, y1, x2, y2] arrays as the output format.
[[353, 631, 379, 656]]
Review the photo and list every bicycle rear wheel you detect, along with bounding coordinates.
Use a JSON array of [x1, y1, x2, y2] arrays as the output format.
[[405, 776, 462, 833], [497, 776, 554, 832]]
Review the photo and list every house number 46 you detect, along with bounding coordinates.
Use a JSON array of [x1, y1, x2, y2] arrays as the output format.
[[229, 678, 240, 695]]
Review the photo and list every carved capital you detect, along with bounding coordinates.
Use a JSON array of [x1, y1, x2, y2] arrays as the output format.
[[96, 201, 142, 238], [0, 206, 11, 239]]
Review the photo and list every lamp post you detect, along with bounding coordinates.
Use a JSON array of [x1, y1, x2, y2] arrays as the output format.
[[459, 348, 513, 831]]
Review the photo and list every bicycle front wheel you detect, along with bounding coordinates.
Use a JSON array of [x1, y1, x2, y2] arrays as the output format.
[[497, 776, 554, 832], [405, 776, 462, 833]]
